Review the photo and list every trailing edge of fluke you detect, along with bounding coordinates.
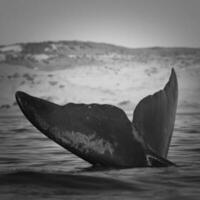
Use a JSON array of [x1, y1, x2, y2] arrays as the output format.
[[15, 68, 178, 168]]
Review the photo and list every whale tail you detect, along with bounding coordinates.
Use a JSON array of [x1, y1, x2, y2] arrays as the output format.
[[15, 68, 178, 168], [132, 68, 178, 158]]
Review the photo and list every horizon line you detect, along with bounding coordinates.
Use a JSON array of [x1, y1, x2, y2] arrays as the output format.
[[1, 39, 200, 50]]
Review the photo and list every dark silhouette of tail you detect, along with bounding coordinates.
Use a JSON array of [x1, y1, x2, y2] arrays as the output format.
[[15, 68, 178, 167], [132, 68, 178, 158]]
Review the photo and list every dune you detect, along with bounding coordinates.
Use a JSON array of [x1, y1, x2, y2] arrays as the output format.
[[0, 41, 200, 115]]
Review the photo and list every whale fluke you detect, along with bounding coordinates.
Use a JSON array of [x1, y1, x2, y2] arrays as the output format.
[[15, 68, 178, 168], [133, 68, 178, 158]]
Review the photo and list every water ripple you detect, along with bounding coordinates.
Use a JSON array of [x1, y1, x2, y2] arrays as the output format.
[[0, 114, 200, 199]]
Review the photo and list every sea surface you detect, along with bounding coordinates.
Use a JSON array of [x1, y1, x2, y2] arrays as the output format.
[[0, 112, 200, 200]]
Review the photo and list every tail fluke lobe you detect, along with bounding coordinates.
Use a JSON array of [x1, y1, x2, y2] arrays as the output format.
[[132, 69, 178, 158], [15, 91, 146, 168]]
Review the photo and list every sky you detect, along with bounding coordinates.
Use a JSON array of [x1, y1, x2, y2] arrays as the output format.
[[0, 0, 200, 48]]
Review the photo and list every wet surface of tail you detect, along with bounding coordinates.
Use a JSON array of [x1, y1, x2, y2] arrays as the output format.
[[132, 69, 178, 158], [15, 68, 178, 167], [15, 92, 146, 168]]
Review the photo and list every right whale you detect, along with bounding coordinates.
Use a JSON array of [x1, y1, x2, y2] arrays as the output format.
[[15, 68, 178, 168]]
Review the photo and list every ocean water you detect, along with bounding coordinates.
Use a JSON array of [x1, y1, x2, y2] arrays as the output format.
[[0, 113, 200, 200]]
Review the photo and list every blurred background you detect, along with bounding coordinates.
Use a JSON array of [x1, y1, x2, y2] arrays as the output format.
[[0, 0, 200, 116]]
